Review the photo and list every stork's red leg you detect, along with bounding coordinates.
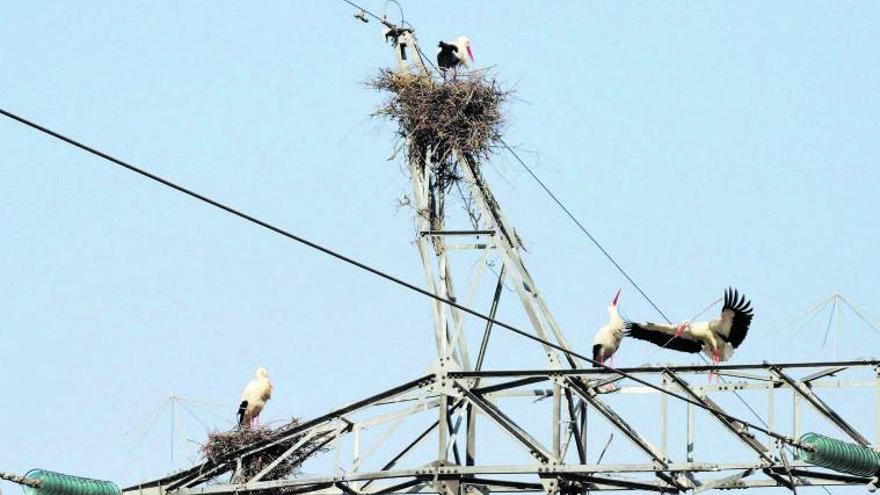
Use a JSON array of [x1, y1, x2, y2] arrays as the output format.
[[709, 350, 721, 383]]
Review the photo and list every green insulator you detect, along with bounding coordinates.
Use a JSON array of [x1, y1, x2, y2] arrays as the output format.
[[797, 432, 880, 477], [21, 470, 120, 495]]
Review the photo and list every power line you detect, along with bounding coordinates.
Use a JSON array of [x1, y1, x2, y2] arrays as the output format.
[[498, 139, 673, 324], [0, 106, 807, 449], [498, 136, 827, 488], [414, 45, 440, 74], [339, 0, 389, 26], [339, 0, 440, 75]]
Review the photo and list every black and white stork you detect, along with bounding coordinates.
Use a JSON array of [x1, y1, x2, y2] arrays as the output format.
[[624, 288, 754, 364], [437, 36, 473, 71], [592, 289, 624, 367], [237, 367, 273, 429]]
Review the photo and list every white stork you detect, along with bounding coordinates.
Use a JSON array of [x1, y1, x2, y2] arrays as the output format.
[[592, 289, 624, 367], [238, 367, 273, 429], [625, 288, 754, 364], [437, 36, 473, 71]]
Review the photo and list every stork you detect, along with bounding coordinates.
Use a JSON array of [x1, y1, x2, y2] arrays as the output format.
[[237, 367, 273, 429], [437, 36, 473, 72], [625, 288, 754, 365], [592, 289, 624, 367]]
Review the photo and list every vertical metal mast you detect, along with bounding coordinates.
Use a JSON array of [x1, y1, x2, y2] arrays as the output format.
[[384, 31, 584, 476], [386, 28, 579, 377]]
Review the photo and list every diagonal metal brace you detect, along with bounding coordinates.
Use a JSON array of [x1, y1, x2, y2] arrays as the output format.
[[663, 371, 771, 459], [564, 377, 683, 491], [661, 370, 795, 491], [565, 377, 668, 465], [455, 381, 552, 463], [769, 364, 871, 446]]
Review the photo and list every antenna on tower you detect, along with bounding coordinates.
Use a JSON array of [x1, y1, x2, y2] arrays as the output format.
[[782, 293, 880, 359]]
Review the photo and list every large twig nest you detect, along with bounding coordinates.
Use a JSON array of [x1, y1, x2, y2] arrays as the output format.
[[369, 69, 510, 192], [201, 419, 324, 483]]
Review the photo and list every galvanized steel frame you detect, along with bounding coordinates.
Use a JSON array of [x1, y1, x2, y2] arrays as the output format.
[[124, 361, 880, 495], [122, 34, 880, 495]]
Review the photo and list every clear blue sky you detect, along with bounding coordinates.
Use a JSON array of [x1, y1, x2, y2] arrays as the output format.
[[2, 1, 879, 492]]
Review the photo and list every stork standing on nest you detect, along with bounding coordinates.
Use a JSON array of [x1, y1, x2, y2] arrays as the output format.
[[238, 367, 273, 429], [592, 289, 624, 367], [437, 36, 473, 73], [625, 288, 754, 364]]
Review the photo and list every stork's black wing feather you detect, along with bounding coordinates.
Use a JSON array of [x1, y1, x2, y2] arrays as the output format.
[[723, 287, 754, 348], [437, 42, 461, 70], [237, 400, 248, 426], [624, 322, 703, 353], [591, 344, 603, 368]]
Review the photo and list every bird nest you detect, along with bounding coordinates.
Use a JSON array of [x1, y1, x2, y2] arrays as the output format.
[[368, 69, 510, 192], [201, 419, 325, 482]]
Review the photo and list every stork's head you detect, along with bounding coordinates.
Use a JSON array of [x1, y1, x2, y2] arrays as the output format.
[[256, 367, 270, 379], [456, 36, 474, 64]]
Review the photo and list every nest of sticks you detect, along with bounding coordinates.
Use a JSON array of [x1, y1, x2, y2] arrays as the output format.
[[368, 69, 509, 193], [201, 419, 325, 483]]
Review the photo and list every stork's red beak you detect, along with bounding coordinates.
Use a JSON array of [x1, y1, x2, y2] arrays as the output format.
[[466, 45, 474, 61], [612, 289, 621, 306]]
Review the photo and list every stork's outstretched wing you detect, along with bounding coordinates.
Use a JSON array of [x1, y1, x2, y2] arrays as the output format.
[[719, 287, 753, 348], [625, 322, 703, 353]]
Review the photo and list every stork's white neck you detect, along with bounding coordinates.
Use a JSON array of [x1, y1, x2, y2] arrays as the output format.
[[607, 305, 622, 323]]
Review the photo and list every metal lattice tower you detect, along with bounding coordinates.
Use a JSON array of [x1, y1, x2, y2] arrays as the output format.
[[123, 27, 880, 495]]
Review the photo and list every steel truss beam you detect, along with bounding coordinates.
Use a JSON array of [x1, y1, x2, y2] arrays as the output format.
[[124, 360, 880, 495]]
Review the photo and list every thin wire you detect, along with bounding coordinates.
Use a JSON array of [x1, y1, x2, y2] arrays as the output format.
[[498, 139, 673, 324], [789, 298, 833, 338], [415, 45, 441, 74], [339, 0, 389, 26], [839, 297, 880, 334], [0, 106, 808, 449], [383, 0, 405, 26], [339, 0, 439, 76], [821, 299, 837, 347], [498, 138, 787, 442]]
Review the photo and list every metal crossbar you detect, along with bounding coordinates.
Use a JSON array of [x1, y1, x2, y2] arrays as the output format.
[[123, 361, 880, 495]]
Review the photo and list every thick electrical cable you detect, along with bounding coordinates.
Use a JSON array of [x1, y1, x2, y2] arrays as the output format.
[[0, 106, 810, 450]]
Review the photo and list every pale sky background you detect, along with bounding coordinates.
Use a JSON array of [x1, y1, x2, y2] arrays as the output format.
[[2, 2, 879, 494]]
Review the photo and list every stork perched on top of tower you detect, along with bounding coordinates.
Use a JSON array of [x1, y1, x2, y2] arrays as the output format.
[[437, 36, 473, 72]]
